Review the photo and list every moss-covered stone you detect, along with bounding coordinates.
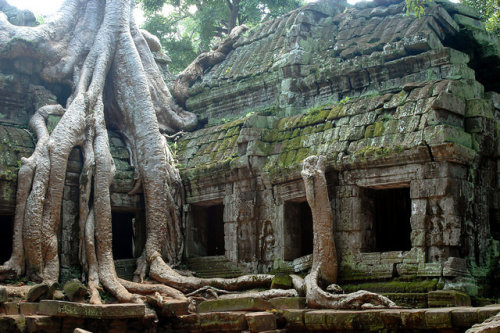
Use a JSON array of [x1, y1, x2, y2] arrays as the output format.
[[270, 274, 293, 289]]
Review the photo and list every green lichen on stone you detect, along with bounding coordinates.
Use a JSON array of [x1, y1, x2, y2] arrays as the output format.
[[270, 274, 293, 289], [342, 279, 441, 293]]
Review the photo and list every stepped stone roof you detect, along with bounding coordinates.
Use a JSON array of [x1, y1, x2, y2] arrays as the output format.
[[175, 0, 500, 185]]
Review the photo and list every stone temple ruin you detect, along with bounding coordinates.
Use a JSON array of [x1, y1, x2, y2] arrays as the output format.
[[1, 0, 500, 331]]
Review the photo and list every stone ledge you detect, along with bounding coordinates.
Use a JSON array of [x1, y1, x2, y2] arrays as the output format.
[[38, 300, 145, 319], [197, 297, 273, 313]]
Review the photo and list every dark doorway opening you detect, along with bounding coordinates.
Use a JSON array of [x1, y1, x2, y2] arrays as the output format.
[[366, 187, 412, 252], [191, 204, 225, 256], [0, 215, 13, 263], [284, 200, 314, 260], [112, 212, 135, 259]]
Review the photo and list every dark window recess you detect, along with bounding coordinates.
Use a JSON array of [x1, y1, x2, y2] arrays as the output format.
[[490, 209, 500, 242], [112, 212, 135, 260], [366, 188, 412, 252], [0, 215, 13, 263], [284, 201, 314, 260], [191, 204, 225, 256]]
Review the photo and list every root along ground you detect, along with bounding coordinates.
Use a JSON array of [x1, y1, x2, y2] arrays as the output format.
[[0, 0, 395, 310]]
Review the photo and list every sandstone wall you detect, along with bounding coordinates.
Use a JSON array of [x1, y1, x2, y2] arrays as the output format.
[[176, 0, 500, 293]]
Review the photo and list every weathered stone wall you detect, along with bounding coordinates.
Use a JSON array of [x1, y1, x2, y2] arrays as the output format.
[[176, 0, 500, 294]]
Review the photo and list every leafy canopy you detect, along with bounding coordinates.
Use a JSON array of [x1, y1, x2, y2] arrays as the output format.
[[405, 0, 499, 37], [140, 0, 303, 73]]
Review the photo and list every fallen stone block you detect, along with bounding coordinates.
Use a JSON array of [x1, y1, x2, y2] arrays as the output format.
[[160, 299, 189, 317], [26, 283, 49, 302], [38, 300, 145, 319], [270, 275, 292, 289], [269, 297, 306, 309], [245, 312, 277, 332], [197, 297, 273, 313], [428, 290, 471, 307], [63, 279, 88, 302]]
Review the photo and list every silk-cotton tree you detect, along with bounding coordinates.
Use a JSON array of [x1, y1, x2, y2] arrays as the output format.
[[0, 0, 276, 304], [0, 0, 396, 310]]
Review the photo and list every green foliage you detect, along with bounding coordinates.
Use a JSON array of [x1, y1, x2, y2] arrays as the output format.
[[462, 0, 500, 37], [405, 0, 431, 18], [406, 0, 499, 37], [140, 0, 303, 74]]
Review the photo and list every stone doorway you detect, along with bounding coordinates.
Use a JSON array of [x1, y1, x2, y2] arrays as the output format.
[[190, 204, 225, 257], [364, 187, 412, 252], [283, 200, 313, 260], [0, 214, 13, 263], [112, 211, 137, 259]]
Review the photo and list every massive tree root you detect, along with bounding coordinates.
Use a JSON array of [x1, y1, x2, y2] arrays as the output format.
[[301, 156, 396, 309], [0, 1, 396, 311], [0, 0, 270, 305]]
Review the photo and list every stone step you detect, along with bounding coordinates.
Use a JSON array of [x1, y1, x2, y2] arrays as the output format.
[[186, 256, 246, 279], [198, 297, 273, 313], [172, 305, 500, 332], [38, 300, 145, 319]]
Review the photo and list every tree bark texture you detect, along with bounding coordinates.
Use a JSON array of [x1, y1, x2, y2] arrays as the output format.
[[0, 0, 270, 304], [302, 155, 397, 309]]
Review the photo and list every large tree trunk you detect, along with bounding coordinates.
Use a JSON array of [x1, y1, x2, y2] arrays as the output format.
[[301, 155, 396, 309], [0, 0, 271, 304]]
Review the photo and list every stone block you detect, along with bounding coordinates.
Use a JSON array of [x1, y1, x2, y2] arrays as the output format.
[[356, 310, 385, 331], [443, 257, 468, 277], [173, 313, 200, 331], [304, 310, 330, 330], [160, 300, 189, 317], [451, 307, 479, 328], [38, 300, 145, 319], [283, 309, 308, 330], [401, 309, 427, 329], [0, 315, 25, 333], [197, 297, 273, 313], [431, 92, 465, 116], [198, 312, 247, 332], [0, 287, 6, 303], [477, 305, 500, 323], [19, 302, 39, 315], [425, 308, 452, 329], [2, 302, 19, 315], [428, 290, 471, 307], [380, 309, 403, 329], [269, 297, 306, 310], [25, 316, 61, 333], [271, 275, 292, 289], [245, 312, 277, 332]]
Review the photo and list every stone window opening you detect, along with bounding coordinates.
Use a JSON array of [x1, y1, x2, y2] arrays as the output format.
[[190, 203, 225, 257], [0, 215, 14, 264], [363, 187, 412, 252], [112, 211, 137, 260], [283, 200, 314, 261]]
